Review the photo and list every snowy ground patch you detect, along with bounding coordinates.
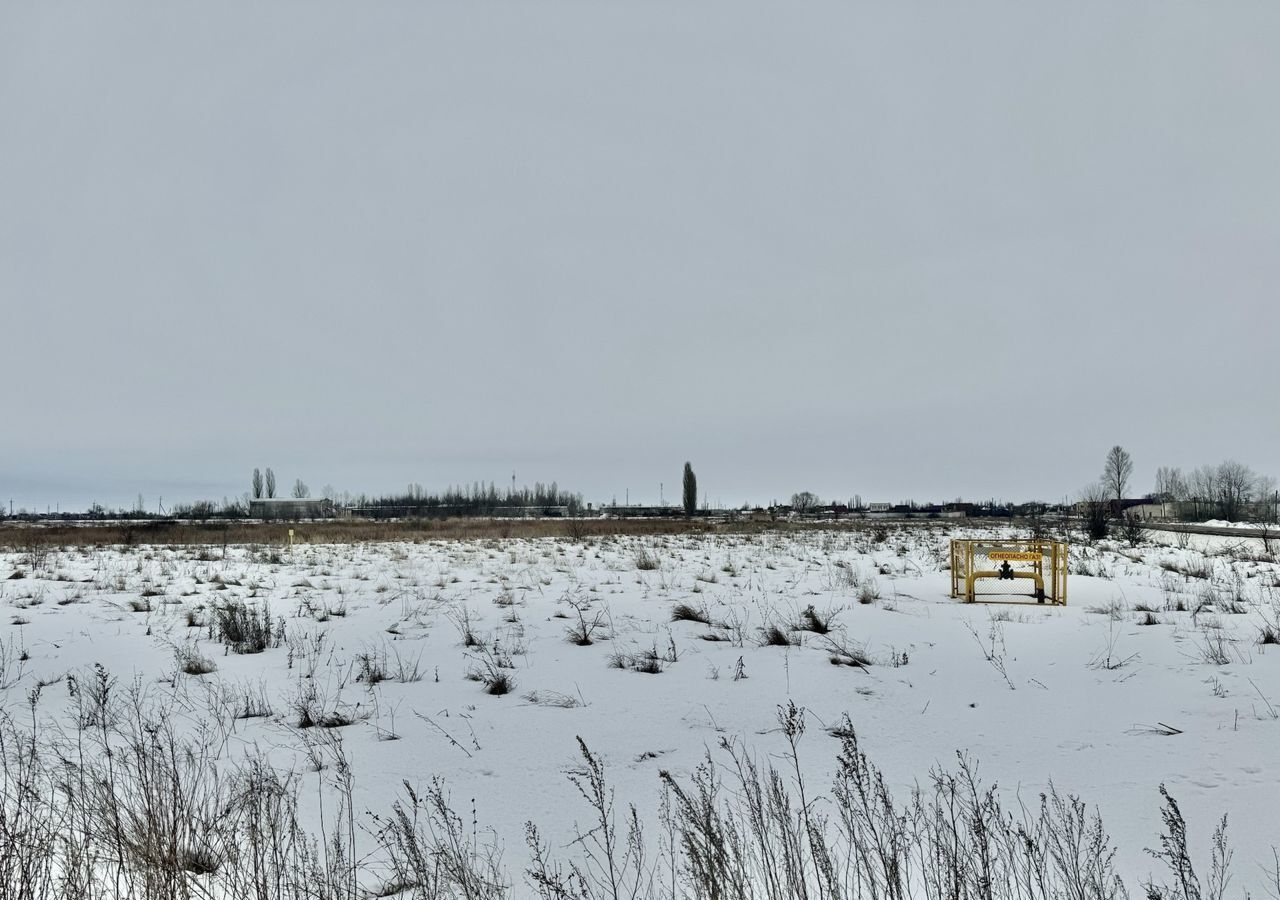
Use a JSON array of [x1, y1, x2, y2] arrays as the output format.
[[2, 524, 1278, 895]]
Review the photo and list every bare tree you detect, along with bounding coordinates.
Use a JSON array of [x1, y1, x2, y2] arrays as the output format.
[[1215, 459, 1256, 522], [1153, 466, 1169, 501], [265, 467, 277, 499], [1102, 445, 1133, 506], [1153, 466, 1186, 503], [682, 463, 697, 516], [251, 468, 263, 500], [1153, 466, 1189, 520], [1188, 464, 1218, 521], [292, 479, 310, 499], [790, 491, 820, 513], [1258, 477, 1278, 524]]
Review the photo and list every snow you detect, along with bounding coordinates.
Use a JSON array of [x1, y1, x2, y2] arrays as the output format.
[[3, 524, 1278, 892]]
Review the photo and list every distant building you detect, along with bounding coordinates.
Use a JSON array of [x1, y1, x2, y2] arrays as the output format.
[[1069, 497, 1163, 520], [1113, 498, 1163, 520], [248, 498, 334, 520], [867, 502, 892, 513], [601, 505, 684, 518]]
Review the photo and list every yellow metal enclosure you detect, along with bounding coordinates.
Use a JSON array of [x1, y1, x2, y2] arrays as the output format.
[[950, 538, 1068, 605]]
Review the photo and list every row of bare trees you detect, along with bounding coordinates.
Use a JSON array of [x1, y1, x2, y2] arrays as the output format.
[[349, 480, 583, 517], [250, 468, 274, 499], [1154, 461, 1277, 522], [1083, 445, 1276, 539], [250, 468, 310, 500]]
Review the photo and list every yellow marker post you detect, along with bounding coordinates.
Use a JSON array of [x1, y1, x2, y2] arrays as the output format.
[[288, 528, 294, 550]]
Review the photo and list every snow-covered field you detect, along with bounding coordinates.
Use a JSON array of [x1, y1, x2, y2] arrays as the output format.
[[3, 524, 1279, 895]]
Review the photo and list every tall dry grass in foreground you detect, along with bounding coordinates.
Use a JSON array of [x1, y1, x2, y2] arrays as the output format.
[[0, 677, 1272, 900]]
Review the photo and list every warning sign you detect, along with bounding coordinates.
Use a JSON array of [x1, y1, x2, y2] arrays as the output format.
[[988, 551, 1041, 562]]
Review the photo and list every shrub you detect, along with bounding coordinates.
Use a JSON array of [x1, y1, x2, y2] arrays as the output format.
[[483, 671, 516, 695], [671, 602, 711, 625], [630, 649, 664, 674], [356, 651, 389, 686], [1121, 513, 1146, 547], [214, 601, 282, 654], [293, 681, 365, 728], [231, 683, 273, 719], [795, 604, 834, 633], [565, 622, 595, 646], [760, 625, 797, 647], [371, 778, 507, 898], [607, 646, 668, 674], [175, 646, 216, 675], [825, 636, 874, 668], [448, 608, 482, 648], [466, 644, 517, 695], [1199, 630, 1232, 665], [565, 606, 607, 646], [358, 645, 425, 685]]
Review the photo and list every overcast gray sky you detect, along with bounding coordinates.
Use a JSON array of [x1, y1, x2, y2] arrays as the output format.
[[2, 1, 1277, 512]]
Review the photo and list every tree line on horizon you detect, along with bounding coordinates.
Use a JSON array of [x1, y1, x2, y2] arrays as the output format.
[[4, 454, 1276, 525], [344, 480, 585, 518]]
